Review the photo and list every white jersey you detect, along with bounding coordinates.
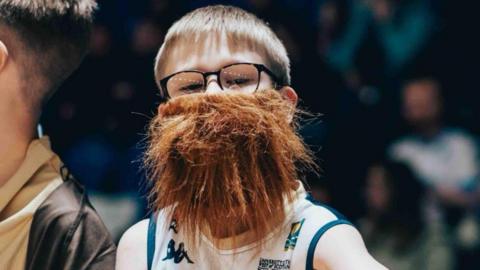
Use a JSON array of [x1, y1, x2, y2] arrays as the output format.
[[389, 128, 479, 188], [147, 183, 352, 270]]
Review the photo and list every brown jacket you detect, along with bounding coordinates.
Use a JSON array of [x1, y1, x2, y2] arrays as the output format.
[[25, 168, 116, 270]]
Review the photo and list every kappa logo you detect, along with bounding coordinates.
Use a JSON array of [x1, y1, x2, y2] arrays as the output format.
[[162, 239, 194, 264], [169, 219, 178, 233], [284, 218, 305, 251], [257, 258, 290, 270]]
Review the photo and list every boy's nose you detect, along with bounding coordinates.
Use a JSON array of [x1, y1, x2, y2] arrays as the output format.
[[205, 76, 223, 94]]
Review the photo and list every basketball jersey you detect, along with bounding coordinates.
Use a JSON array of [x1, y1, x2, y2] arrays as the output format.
[[147, 183, 353, 270]]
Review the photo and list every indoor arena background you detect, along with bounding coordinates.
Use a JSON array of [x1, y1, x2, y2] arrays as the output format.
[[39, 1, 479, 269]]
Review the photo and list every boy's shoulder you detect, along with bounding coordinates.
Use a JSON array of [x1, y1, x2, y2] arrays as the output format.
[[117, 219, 149, 270]]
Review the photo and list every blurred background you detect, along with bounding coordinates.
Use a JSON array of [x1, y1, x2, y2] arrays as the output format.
[[40, 0, 479, 269]]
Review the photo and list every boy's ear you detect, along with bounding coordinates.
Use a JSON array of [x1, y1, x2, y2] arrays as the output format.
[[0, 40, 9, 72], [279, 86, 298, 107]]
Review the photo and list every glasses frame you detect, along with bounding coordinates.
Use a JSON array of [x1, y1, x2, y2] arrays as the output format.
[[159, 63, 282, 99]]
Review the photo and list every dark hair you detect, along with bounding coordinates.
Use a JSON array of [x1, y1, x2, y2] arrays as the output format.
[[367, 159, 427, 252], [382, 160, 426, 229], [0, 0, 97, 108]]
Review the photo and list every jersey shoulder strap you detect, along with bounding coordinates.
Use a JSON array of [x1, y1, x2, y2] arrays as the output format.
[[147, 213, 157, 270], [303, 194, 354, 270]]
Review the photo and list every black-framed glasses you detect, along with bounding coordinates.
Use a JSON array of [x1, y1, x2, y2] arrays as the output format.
[[159, 63, 282, 99]]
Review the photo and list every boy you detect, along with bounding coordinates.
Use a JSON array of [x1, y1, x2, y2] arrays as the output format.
[[117, 5, 386, 270]]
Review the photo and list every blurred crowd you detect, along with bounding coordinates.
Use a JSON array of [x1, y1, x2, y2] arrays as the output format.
[[40, 0, 479, 269]]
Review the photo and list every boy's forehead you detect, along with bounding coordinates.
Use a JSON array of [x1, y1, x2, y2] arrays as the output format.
[[161, 34, 266, 77]]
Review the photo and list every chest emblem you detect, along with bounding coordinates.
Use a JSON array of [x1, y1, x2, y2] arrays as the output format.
[[284, 218, 305, 251], [162, 239, 194, 264]]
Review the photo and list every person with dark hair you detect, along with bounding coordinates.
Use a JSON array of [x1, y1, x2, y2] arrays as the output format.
[[389, 76, 480, 268], [0, 1, 116, 269], [390, 78, 480, 211], [361, 160, 453, 270]]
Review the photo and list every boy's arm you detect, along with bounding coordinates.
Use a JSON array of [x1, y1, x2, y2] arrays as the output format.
[[314, 224, 388, 270], [116, 219, 149, 270]]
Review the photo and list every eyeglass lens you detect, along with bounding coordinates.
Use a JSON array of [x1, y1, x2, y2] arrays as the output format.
[[166, 64, 260, 98]]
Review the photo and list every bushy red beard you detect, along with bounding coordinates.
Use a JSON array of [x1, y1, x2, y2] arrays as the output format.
[[144, 89, 315, 248]]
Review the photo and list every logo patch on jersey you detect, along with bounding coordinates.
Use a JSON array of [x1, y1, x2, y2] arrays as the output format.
[[169, 219, 178, 233], [284, 218, 305, 251], [162, 239, 194, 264], [257, 258, 290, 270]]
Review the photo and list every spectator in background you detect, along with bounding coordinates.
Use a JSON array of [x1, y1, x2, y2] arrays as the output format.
[[389, 77, 480, 268], [360, 160, 453, 270], [322, 0, 434, 89], [306, 0, 437, 221]]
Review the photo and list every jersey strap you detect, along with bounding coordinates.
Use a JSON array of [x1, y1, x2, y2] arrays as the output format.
[[304, 193, 355, 270], [147, 213, 157, 270], [305, 219, 353, 270]]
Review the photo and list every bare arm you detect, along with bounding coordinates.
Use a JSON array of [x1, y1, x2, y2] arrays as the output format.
[[314, 224, 388, 270], [116, 219, 149, 270]]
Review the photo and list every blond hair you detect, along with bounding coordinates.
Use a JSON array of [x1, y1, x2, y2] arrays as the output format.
[[154, 5, 290, 96]]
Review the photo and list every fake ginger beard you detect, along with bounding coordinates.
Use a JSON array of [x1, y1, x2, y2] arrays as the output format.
[[144, 89, 316, 248]]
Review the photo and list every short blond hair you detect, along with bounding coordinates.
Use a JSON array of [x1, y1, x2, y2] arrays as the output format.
[[154, 5, 290, 96]]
